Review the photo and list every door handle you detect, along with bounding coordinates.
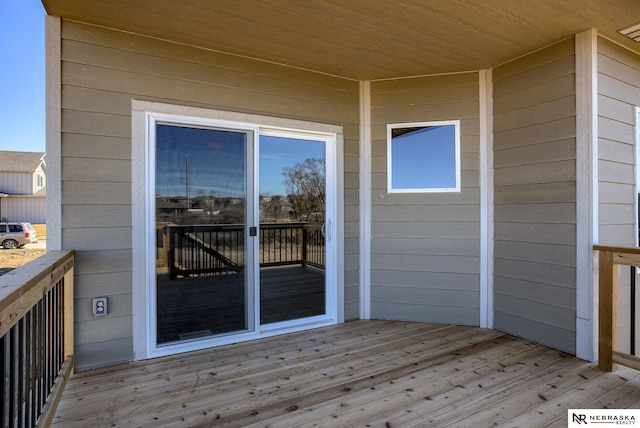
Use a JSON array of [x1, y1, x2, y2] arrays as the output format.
[[322, 220, 331, 242]]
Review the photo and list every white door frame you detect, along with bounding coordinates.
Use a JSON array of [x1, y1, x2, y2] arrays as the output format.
[[132, 101, 344, 360]]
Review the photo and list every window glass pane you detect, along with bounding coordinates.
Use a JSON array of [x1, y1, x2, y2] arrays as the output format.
[[259, 135, 326, 325], [155, 123, 250, 345], [388, 122, 459, 192]]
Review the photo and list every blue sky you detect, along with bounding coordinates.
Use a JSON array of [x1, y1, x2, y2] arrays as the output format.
[[0, 0, 46, 153]]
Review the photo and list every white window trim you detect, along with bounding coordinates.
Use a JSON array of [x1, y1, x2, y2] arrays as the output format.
[[132, 100, 344, 360], [387, 120, 461, 193]]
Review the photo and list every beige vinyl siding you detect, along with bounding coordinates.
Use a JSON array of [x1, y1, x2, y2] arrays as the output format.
[[597, 37, 640, 354], [493, 38, 577, 353], [369, 73, 481, 326], [60, 20, 360, 369]]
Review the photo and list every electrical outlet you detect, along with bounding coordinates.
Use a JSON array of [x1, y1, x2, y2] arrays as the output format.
[[92, 297, 108, 317]]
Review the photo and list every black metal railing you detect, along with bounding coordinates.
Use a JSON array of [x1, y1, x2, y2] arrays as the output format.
[[160, 223, 324, 279], [0, 250, 75, 427]]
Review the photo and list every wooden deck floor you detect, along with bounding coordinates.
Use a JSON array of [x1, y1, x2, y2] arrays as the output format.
[[52, 320, 640, 427]]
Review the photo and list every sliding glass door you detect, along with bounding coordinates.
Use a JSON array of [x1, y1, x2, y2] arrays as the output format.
[[259, 134, 327, 325], [154, 124, 253, 345], [150, 116, 335, 351]]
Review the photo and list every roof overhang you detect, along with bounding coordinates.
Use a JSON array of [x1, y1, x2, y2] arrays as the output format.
[[42, 0, 640, 80]]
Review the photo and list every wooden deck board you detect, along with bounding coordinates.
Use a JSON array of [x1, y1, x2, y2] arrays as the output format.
[[52, 321, 640, 427]]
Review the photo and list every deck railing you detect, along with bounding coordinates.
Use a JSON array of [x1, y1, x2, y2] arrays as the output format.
[[594, 245, 640, 372], [0, 250, 75, 427], [158, 223, 324, 278]]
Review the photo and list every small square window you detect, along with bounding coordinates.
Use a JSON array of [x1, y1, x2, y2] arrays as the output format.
[[387, 120, 460, 193]]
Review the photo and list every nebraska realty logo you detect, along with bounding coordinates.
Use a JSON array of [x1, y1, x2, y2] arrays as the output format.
[[569, 409, 639, 426]]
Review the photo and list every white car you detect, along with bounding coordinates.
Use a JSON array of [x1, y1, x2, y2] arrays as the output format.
[[0, 222, 38, 249]]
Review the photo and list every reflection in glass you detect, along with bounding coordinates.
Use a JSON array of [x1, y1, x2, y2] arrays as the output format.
[[259, 136, 326, 325], [155, 124, 249, 345]]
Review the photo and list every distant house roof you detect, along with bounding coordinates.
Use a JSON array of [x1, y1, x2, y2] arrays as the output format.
[[0, 151, 45, 173]]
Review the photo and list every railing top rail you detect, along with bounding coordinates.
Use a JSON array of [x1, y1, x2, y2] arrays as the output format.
[[0, 249, 75, 317], [165, 222, 322, 231], [594, 245, 640, 255]]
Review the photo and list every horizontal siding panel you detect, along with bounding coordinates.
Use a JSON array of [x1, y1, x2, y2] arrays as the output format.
[[62, 157, 131, 182], [599, 204, 634, 225], [371, 188, 481, 206], [63, 227, 133, 251], [372, 84, 479, 107], [494, 139, 575, 167], [62, 205, 131, 228], [75, 338, 133, 371], [372, 286, 478, 308], [493, 312, 575, 353], [74, 271, 133, 298], [495, 182, 575, 204], [62, 109, 130, 138], [493, 38, 575, 82], [344, 237, 360, 255], [599, 159, 634, 184], [598, 182, 635, 204], [494, 276, 575, 304], [62, 181, 131, 205], [62, 38, 358, 106], [598, 138, 634, 164], [598, 94, 636, 124], [373, 221, 479, 239], [62, 133, 131, 160], [598, 37, 640, 70], [494, 258, 575, 288], [494, 203, 576, 224], [494, 117, 575, 150], [370, 254, 479, 274], [371, 270, 479, 290], [494, 222, 575, 245], [62, 85, 132, 116], [598, 73, 640, 106], [371, 102, 479, 124], [493, 74, 575, 116], [598, 115, 635, 143], [494, 241, 575, 267], [73, 249, 133, 275], [494, 293, 575, 327], [372, 204, 480, 222], [493, 53, 575, 98], [494, 96, 576, 133], [598, 224, 634, 246], [372, 73, 479, 93], [61, 20, 357, 91], [372, 303, 478, 326], [63, 62, 358, 124], [494, 160, 575, 186]]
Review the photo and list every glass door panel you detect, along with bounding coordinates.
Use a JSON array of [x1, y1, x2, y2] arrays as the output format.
[[259, 135, 326, 325], [155, 124, 251, 345]]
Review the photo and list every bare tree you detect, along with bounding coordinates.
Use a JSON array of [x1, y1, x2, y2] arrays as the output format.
[[282, 158, 325, 222]]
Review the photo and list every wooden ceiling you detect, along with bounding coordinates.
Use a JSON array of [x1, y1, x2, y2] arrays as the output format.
[[42, 0, 640, 80]]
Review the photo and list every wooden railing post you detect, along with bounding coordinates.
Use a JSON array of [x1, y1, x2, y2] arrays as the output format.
[[598, 249, 617, 371]]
